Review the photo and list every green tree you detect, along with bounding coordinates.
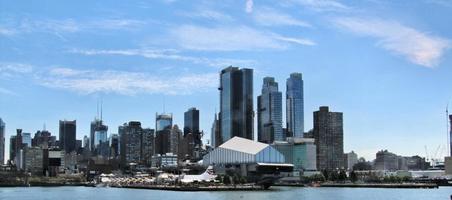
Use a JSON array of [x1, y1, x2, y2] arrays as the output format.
[[350, 171, 358, 182]]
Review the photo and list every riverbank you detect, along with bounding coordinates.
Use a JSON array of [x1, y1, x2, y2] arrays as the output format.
[[320, 183, 438, 189], [109, 183, 266, 191]]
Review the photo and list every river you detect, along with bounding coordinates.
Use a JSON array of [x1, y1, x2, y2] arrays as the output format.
[[0, 186, 451, 200]]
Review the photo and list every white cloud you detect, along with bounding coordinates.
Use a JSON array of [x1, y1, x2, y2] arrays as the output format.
[[334, 17, 450, 67], [171, 25, 279, 51], [0, 27, 16, 36], [246, 0, 254, 13], [253, 7, 311, 27], [184, 9, 234, 22], [0, 62, 33, 74], [274, 35, 316, 46], [69, 48, 256, 67], [38, 67, 218, 95], [294, 0, 349, 12]]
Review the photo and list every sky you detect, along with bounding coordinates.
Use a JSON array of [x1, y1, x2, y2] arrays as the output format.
[[1, 0, 452, 162]]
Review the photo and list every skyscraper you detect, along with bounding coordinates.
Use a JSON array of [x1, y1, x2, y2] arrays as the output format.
[[109, 134, 119, 159], [184, 108, 201, 145], [155, 113, 173, 156], [313, 106, 344, 170], [119, 121, 143, 167], [449, 114, 452, 157], [59, 120, 76, 153], [219, 67, 253, 145], [90, 119, 108, 153], [22, 132, 32, 147], [0, 118, 4, 164], [141, 129, 154, 166], [286, 73, 304, 138], [257, 77, 283, 144], [211, 113, 220, 147]]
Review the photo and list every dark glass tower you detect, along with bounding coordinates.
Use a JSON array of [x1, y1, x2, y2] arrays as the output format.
[[218, 67, 254, 146], [313, 106, 344, 170], [184, 107, 201, 144], [257, 77, 283, 144], [59, 120, 76, 153], [0, 118, 4, 164], [286, 73, 304, 138]]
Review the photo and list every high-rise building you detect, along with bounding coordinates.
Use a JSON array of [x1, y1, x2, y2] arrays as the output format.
[[449, 114, 452, 157], [374, 150, 399, 171], [32, 130, 56, 149], [83, 135, 89, 149], [0, 118, 5, 164], [184, 107, 201, 145], [119, 121, 143, 167], [286, 73, 304, 138], [257, 77, 283, 143], [59, 120, 76, 153], [90, 119, 108, 154], [109, 133, 119, 159], [24, 147, 43, 175], [12, 129, 24, 166], [9, 135, 17, 164], [219, 67, 254, 145], [313, 106, 344, 170], [22, 132, 32, 148], [344, 151, 358, 170], [211, 113, 220, 147], [141, 129, 154, 166], [155, 113, 173, 156]]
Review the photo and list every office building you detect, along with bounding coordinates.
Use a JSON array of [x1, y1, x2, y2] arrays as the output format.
[[156, 113, 172, 131], [218, 67, 254, 145], [0, 118, 4, 164], [22, 132, 32, 147], [258, 77, 283, 143], [32, 130, 56, 149], [109, 134, 119, 159], [155, 113, 173, 156], [344, 151, 358, 170], [211, 113, 220, 147], [59, 120, 76, 153], [184, 107, 201, 146], [24, 147, 44, 175], [286, 73, 304, 138], [313, 106, 344, 170], [90, 118, 108, 155], [450, 114, 452, 157], [141, 128, 154, 166], [374, 150, 399, 171], [119, 121, 143, 167], [272, 138, 317, 172]]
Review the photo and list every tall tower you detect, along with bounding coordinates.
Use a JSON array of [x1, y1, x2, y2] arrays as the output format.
[[449, 113, 452, 157], [184, 107, 201, 145], [286, 72, 304, 138], [313, 106, 344, 170], [0, 118, 4, 164], [218, 66, 254, 145], [257, 77, 283, 143], [59, 120, 76, 153]]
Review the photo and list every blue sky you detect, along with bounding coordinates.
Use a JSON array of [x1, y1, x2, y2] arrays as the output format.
[[1, 0, 451, 161]]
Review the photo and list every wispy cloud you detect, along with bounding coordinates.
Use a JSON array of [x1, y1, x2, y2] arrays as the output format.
[[69, 48, 256, 67], [183, 9, 234, 22], [170, 25, 314, 51], [246, 0, 254, 13], [0, 27, 16, 36], [0, 62, 33, 78], [294, 0, 349, 12], [333, 17, 450, 67], [253, 7, 311, 27], [274, 35, 316, 46], [39, 67, 218, 95]]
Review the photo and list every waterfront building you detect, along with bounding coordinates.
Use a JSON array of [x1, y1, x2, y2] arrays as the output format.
[[0, 118, 4, 164], [258, 77, 283, 143], [24, 147, 43, 175], [59, 120, 76, 154], [344, 151, 358, 170], [374, 150, 399, 171], [272, 138, 317, 172], [151, 153, 178, 168], [286, 73, 304, 138], [218, 67, 254, 146], [119, 121, 143, 167], [313, 106, 344, 170], [47, 149, 65, 176]]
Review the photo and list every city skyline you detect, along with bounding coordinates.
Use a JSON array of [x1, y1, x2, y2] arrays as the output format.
[[1, 0, 452, 162]]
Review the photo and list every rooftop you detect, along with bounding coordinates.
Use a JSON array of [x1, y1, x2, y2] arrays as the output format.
[[219, 136, 268, 155]]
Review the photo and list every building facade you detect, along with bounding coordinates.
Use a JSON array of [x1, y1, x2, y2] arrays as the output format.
[[119, 121, 143, 167], [272, 138, 317, 172], [286, 73, 304, 138], [219, 67, 254, 145], [184, 108, 201, 145], [313, 106, 344, 170], [258, 77, 283, 143], [59, 120, 76, 154], [0, 118, 4, 164], [344, 151, 358, 170], [211, 113, 220, 147], [374, 150, 399, 171]]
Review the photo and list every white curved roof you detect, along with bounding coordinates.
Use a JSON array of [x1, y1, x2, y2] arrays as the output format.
[[219, 136, 268, 155]]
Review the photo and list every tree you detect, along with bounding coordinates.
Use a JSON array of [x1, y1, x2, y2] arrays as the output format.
[[350, 171, 358, 182], [223, 175, 231, 185], [338, 170, 347, 182]]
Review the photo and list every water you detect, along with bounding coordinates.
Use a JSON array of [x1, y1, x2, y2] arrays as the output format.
[[0, 186, 451, 200]]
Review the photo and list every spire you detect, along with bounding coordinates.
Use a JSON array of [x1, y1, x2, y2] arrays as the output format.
[[100, 98, 103, 121]]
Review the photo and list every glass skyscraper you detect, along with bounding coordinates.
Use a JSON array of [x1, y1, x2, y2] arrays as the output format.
[[0, 118, 4, 164], [286, 73, 304, 138], [59, 120, 77, 153], [257, 77, 283, 143], [219, 67, 253, 146]]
